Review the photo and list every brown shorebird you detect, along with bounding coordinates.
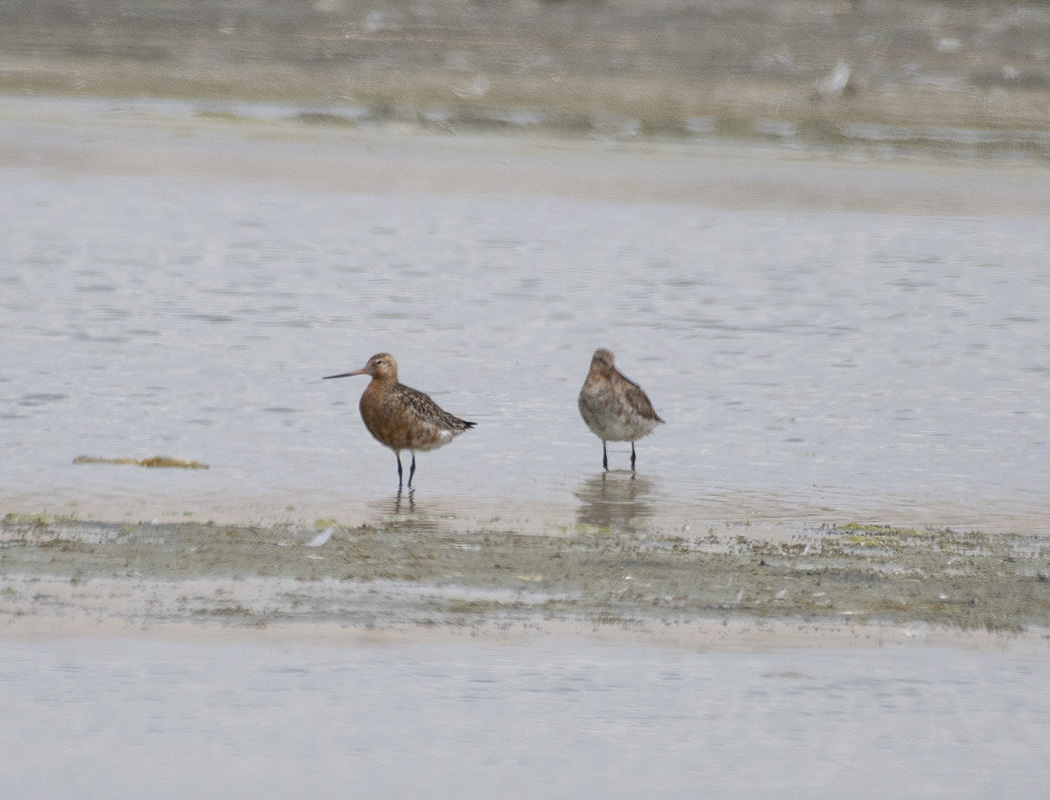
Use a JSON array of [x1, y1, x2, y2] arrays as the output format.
[[324, 353, 475, 490], [578, 348, 664, 471]]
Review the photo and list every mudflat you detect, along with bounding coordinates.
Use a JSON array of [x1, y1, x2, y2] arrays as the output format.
[[4, 512, 1050, 644]]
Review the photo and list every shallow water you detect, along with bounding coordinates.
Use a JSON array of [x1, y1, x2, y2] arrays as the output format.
[[1, 99, 1049, 533], [1, 635, 1049, 800]]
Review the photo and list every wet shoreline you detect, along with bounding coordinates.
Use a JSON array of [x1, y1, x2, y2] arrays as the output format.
[[2, 93, 1049, 217], [4, 514, 1050, 642]]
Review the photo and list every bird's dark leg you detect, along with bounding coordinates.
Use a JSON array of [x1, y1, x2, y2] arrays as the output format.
[[630, 442, 637, 471], [408, 453, 416, 488], [396, 453, 403, 490], [602, 441, 609, 471]]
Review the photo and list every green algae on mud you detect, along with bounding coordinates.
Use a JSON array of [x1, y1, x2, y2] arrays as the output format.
[[2, 516, 1049, 634]]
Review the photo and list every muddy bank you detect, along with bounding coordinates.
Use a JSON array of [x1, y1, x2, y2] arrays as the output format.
[[3, 514, 1050, 637], [1, 0, 1049, 156]]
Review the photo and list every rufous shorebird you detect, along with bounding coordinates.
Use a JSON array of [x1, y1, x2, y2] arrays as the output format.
[[324, 353, 475, 490], [578, 348, 664, 471]]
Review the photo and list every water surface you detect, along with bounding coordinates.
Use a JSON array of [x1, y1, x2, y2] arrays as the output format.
[[2, 635, 1048, 800], [1, 101, 1049, 533]]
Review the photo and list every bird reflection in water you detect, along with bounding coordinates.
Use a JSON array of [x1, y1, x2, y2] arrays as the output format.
[[366, 491, 441, 533], [574, 472, 657, 532]]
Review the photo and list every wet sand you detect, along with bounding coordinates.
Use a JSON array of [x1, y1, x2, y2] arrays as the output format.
[[0, 97, 1048, 223], [4, 512, 1050, 644]]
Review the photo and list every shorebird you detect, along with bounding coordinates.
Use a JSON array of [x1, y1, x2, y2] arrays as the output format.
[[578, 348, 664, 471], [324, 353, 475, 490]]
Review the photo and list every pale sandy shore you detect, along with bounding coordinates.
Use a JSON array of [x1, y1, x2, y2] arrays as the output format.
[[2, 96, 1049, 219]]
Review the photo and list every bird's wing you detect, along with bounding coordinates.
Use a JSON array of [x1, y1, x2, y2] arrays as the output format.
[[619, 373, 663, 423], [395, 383, 474, 431]]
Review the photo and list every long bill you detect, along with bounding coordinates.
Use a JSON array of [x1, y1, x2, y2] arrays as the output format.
[[323, 369, 368, 379]]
